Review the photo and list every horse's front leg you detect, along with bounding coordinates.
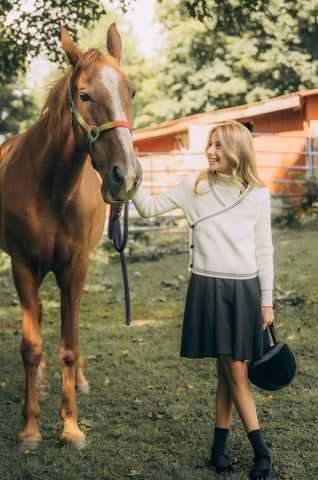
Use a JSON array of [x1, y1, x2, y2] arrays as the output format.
[[11, 257, 44, 446], [56, 256, 89, 446]]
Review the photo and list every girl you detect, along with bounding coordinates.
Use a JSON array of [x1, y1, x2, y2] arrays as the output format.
[[133, 120, 274, 479]]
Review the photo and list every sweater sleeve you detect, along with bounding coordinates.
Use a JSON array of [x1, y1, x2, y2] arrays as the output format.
[[132, 183, 183, 217], [254, 188, 274, 306]]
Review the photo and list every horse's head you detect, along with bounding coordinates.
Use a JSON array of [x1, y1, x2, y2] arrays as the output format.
[[61, 24, 142, 204]]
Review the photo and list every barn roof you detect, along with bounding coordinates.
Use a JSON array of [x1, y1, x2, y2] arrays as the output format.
[[133, 89, 318, 142]]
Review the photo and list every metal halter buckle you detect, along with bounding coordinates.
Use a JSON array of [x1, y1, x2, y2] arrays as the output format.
[[87, 126, 100, 143]]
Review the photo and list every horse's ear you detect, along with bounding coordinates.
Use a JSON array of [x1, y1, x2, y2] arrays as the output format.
[[60, 26, 83, 67], [107, 23, 122, 64]]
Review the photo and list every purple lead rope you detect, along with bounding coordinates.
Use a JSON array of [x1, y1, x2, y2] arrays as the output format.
[[108, 202, 131, 325]]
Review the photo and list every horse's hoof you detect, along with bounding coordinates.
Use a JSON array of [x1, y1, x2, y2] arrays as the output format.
[[18, 438, 41, 450], [60, 436, 86, 450], [18, 432, 42, 450], [76, 382, 89, 394]]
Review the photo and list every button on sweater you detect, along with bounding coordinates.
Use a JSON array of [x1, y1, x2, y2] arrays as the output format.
[[133, 172, 274, 306]]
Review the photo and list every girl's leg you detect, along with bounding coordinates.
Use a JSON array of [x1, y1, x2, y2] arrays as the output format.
[[219, 355, 272, 479], [219, 354, 259, 432], [210, 359, 234, 474], [215, 357, 233, 429]]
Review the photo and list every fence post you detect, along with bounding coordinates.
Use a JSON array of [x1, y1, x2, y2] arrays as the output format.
[[310, 120, 318, 176], [306, 136, 313, 177]]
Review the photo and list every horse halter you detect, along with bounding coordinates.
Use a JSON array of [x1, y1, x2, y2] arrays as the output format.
[[67, 82, 131, 150]]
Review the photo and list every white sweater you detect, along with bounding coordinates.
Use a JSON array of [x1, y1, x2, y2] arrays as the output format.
[[133, 172, 274, 306]]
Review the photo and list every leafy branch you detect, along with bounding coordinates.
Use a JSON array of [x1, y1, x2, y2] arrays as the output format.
[[0, 0, 135, 81]]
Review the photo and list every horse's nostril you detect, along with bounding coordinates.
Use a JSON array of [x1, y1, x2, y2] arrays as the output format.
[[112, 166, 124, 185]]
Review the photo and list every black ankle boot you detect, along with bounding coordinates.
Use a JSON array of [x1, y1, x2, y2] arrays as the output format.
[[210, 450, 234, 475], [249, 455, 272, 480]]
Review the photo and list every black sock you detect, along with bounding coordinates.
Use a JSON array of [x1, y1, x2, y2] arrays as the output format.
[[212, 427, 229, 453], [247, 429, 270, 458]]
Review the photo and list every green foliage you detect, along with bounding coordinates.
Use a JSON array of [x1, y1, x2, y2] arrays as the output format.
[[0, 0, 135, 82], [272, 207, 301, 228], [300, 176, 318, 212], [2, 0, 317, 132], [272, 175, 318, 228], [0, 76, 40, 140], [180, 0, 271, 32], [138, 0, 318, 126]]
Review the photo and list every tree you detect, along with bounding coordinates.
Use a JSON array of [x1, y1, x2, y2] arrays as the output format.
[[0, 0, 135, 82], [0, 76, 40, 140], [140, 0, 318, 125], [174, 0, 271, 32], [0, 0, 273, 84], [2, 0, 317, 132]]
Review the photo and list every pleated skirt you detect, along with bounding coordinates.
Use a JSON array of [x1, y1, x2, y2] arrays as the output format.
[[180, 274, 269, 361]]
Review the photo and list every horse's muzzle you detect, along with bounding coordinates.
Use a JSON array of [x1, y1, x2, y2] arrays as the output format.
[[102, 160, 143, 204]]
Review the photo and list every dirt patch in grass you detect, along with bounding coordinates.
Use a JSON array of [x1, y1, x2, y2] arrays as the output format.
[[0, 227, 317, 479]]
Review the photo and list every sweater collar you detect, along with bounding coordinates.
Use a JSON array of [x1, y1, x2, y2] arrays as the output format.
[[216, 172, 234, 185]]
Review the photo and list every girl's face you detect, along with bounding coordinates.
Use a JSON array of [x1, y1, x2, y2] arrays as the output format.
[[206, 131, 233, 176]]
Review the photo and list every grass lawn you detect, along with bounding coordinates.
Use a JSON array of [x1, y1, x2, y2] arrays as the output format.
[[0, 225, 317, 480]]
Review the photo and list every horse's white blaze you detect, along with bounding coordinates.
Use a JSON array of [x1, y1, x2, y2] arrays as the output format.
[[100, 66, 126, 119], [99, 67, 135, 188]]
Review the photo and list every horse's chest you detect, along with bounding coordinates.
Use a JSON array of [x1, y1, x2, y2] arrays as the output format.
[[6, 202, 91, 261]]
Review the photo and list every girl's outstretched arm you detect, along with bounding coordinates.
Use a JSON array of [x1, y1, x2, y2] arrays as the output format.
[[133, 184, 183, 218]]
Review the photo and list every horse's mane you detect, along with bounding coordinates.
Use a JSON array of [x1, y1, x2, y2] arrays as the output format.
[[38, 71, 71, 136], [38, 48, 124, 137]]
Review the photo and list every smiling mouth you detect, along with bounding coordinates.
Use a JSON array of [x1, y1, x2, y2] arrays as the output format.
[[208, 158, 219, 165]]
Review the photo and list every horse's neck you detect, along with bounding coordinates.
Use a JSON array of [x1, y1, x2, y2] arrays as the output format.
[[53, 132, 88, 201], [35, 116, 88, 203]]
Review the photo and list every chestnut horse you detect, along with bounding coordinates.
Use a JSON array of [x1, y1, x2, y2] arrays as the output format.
[[0, 24, 142, 447]]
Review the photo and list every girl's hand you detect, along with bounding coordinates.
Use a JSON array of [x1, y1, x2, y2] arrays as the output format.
[[261, 306, 274, 330]]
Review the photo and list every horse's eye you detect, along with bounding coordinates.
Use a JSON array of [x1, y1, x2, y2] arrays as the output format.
[[131, 89, 136, 99], [80, 93, 90, 102]]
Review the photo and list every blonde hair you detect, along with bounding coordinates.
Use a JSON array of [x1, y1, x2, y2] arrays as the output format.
[[194, 120, 265, 193]]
